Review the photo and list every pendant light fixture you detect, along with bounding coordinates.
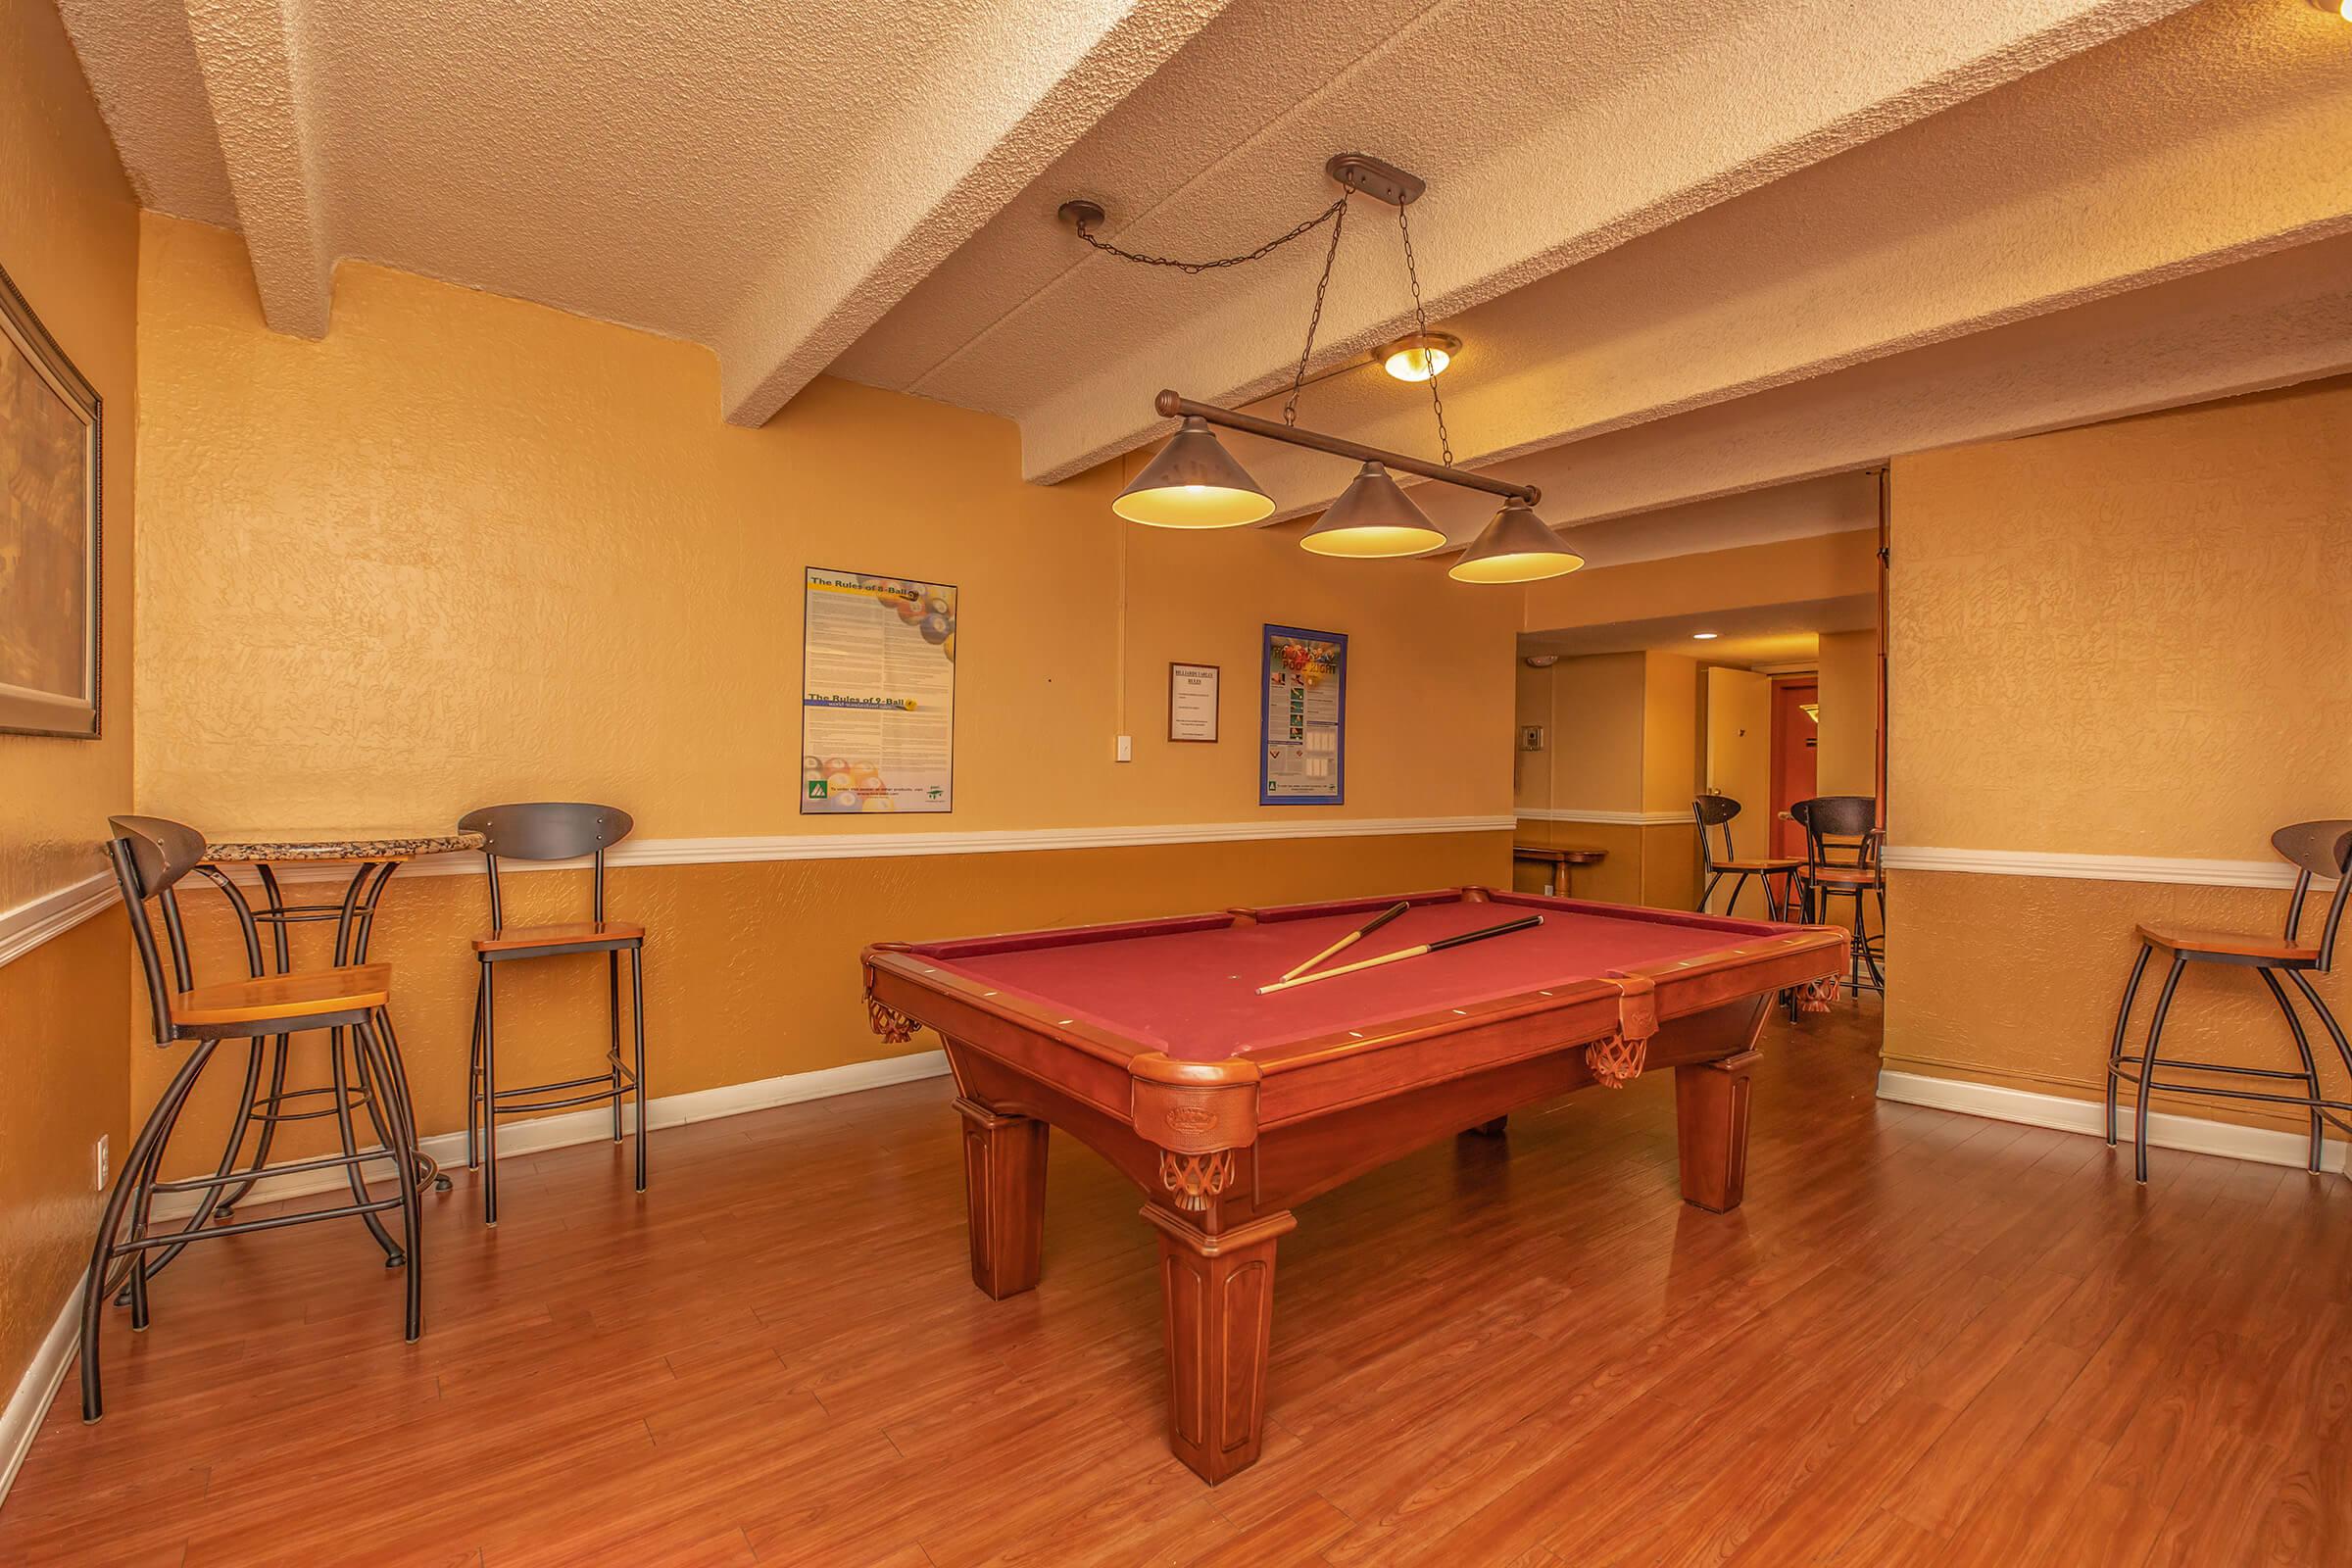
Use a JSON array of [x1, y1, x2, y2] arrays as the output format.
[[1068, 154, 1581, 585], [1299, 462, 1446, 557], [1448, 499, 1585, 583], [1111, 416, 1275, 527]]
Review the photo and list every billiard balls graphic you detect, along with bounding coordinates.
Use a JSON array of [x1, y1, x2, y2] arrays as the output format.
[[919, 612, 951, 645]]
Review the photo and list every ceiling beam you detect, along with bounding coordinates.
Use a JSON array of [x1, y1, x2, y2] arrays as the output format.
[[1010, 0, 2205, 487], [715, 0, 1237, 429], [177, 0, 332, 337], [1175, 0, 2352, 538]]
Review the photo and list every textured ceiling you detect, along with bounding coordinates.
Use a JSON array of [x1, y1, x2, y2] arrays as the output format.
[[1521, 595, 1879, 667], [56, 0, 2352, 542]]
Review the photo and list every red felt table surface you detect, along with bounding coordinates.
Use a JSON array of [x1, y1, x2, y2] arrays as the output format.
[[914, 899, 1782, 1062]]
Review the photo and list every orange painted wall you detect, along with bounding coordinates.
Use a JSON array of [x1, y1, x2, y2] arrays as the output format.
[[128, 215, 1516, 1171], [1814, 629, 1878, 799], [1886, 377, 2352, 1134], [0, 0, 136, 1408], [1511, 651, 1701, 909]]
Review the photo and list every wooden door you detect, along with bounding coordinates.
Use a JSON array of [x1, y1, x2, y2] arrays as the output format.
[[1769, 679, 1818, 858]]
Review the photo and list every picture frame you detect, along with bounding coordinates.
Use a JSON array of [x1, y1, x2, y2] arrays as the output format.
[[0, 263, 102, 740], [1168, 661, 1219, 743], [1258, 623, 1347, 807]]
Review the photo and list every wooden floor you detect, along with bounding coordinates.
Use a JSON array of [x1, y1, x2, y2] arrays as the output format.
[[7, 998, 2349, 1566]]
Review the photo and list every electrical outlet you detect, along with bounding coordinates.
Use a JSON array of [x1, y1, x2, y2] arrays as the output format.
[[93, 1134, 109, 1192], [1115, 734, 1133, 762]]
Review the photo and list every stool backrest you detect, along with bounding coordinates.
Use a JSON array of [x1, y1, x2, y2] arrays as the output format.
[[1792, 796, 1880, 879], [2275, 819, 2352, 969], [1692, 794, 1740, 876], [105, 814, 206, 1045], [458, 802, 634, 928]]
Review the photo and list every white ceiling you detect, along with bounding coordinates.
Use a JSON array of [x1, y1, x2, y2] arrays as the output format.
[[58, 0, 2352, 544]]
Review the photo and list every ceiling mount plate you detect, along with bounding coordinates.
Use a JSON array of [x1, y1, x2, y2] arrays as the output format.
[[1325, 154, 1425, 207], [1057, 199, 1106, 229]]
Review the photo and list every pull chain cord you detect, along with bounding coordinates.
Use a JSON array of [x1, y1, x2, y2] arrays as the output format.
[[1397, 203, 1452, 467]]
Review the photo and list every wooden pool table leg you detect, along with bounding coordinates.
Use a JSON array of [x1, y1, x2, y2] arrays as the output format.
[[956, 1097, 1047, 1299], [1143, 1204, 1297, 1486], [1675, 1050, 1762, 1213]]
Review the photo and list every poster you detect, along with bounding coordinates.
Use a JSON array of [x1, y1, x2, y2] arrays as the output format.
[[1260, 623, 1346, 806], [802, 567, 956, 813]]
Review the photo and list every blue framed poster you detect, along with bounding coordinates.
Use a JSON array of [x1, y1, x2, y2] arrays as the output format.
[[1259, 623, 1347, 806]]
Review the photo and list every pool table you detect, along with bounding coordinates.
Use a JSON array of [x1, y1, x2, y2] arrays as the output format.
[[861, 887, 1844, 1484]]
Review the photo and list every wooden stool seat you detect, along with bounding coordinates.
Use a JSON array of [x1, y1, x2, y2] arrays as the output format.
[[459, 802, 649, 1224], [1804, 867, 1883, 888], [2132, 923, 2320, 962], [1714, 857, 1802, 874], [84, 817, 420, 1422], [169, 963, 392, 1028], [472, 919, 646, 955], [2109, 819, 2352, 1183]]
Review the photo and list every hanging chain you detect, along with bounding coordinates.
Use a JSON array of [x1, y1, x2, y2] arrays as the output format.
[[1068, 194, 1348, 274], [1283, 194, 1349, 427], [1397, 202, 1452, 467], [1071, 183, 1455, 462]]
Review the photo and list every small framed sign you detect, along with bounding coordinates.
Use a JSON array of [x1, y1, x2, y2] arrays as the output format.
[[1168, 662, 1219, 743]]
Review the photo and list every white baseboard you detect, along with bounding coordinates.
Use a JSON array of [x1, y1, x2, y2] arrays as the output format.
[[1, 1284, 82, 1512], [1514, 809, 1688, 827], [1876, 1068, 2351, 1175], [152, 1049, 951, 1220]]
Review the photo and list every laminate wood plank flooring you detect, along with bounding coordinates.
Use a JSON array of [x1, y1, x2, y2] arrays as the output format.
[[6, 996, 2348, 1566]]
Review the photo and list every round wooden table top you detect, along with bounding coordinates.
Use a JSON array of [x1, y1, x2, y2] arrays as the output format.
[[201, 829, 485, 865]]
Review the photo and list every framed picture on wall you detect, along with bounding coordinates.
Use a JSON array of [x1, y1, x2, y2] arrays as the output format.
[[0, 264, 102, 739], [1259, 623, 1346, 806], [1168, 662, 1218, 742]]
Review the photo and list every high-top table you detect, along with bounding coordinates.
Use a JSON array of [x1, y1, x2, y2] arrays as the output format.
[[1510, 841, 1605, 897], [134, 829, 480, 1284]]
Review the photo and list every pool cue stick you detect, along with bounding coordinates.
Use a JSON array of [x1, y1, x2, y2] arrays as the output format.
[[1255, 914, 1544, 995], [1276, 901, 1413, 984]]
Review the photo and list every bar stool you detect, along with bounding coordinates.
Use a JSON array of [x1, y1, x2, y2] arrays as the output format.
[[1692, 794, 1803, 918], [82, 816, 420, 1421], [2107, 819, 2352, 1183], [1792, 795, 1885, 998], [461, 803, 648, 1224]]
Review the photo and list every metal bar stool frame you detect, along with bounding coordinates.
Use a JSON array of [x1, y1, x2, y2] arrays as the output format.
[[128, 854, 452, 1297], [461, 803, 648, 1225], [1791, 795, 1886, 999], [1691, 794, 1802, 920], [82, 816, 421, 1422], [2106, 820, 2352, 1183]]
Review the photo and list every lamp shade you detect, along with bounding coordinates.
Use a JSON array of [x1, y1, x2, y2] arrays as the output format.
[[1447, 499, 1585, 584], [1298, 462, 1446, 558], [1112, 417, 1275, 528]]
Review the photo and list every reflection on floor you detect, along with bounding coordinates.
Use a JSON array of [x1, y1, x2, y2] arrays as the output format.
[[7, 994, 2346, 1565]]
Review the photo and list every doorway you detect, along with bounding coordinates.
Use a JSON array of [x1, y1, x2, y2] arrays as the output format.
[[1769, 678, 1818, 859]]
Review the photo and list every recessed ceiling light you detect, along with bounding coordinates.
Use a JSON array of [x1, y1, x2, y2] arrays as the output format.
[[2312, 0, 2350, 21], [1379, 332, 1462, 382], [1692, 632, 1719, 641]]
